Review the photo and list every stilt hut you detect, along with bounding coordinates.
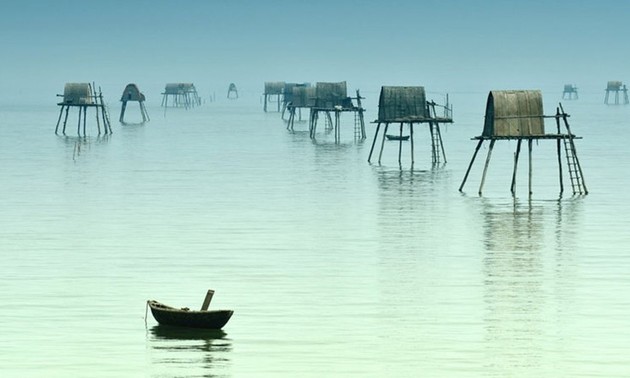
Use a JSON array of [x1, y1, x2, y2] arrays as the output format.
[[286, 85, 316, 131], [459, 90, 587, 196], [263, 82, 285, 112], [119, 83, 149, 123], [562, 84, 578, 100], [604, 81, 629, 105], [367, 86, 453, 165], [227, 83, 238, 99], [309, 81, 366, 143], [55, 82, 112, 136], [283, 83, 311, 123], [161, 83, 201, 108]]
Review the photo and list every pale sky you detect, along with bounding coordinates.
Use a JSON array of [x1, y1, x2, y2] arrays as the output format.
[[1, 0, 628, 104]]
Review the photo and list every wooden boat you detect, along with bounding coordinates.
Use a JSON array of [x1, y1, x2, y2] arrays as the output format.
[[385, 134, 410, 141], [147, 290, 233, 329]]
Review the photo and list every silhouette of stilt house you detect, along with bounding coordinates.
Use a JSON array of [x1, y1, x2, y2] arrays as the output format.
[[227, 83, 238, 99], [367, 86, 453, 165], [55, 83, 112, 136], [604, 81, 628, 105], [281, 82, 309, 120], [562, 84, 578, 100], [286, 85, 316, 131], [263, 82, 285, 112], [119, 83, 149, 123], [161, 83, 201, 108], [459, 90, 588, 196], [309, 81, 366, 143]]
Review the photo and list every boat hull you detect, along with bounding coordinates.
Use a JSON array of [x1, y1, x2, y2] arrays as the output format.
[[148, 301, 233, 329]]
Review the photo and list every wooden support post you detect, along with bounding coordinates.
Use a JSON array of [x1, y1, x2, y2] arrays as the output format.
[[119, 101, 127, 123], [82, 106, 87, 136], [398, 122, 403, 165], [55, 106, 65, 134], [459, 139, 484, 192], [378, 123, 390, 164], [77, 106, 82, 136], [528, 139, 533, 196], [511, 139, 522, 195], [478, 139, 496, 196], [409, 123, 415, 165], [368, 123, 381, 163], [200, 290, 215, 311], [335, 110, 340, 143], [62, 106, 70, 134]]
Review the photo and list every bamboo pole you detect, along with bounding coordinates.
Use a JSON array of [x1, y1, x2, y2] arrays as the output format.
[[367, 123, 381, 162], [378, 123, 390, 164], [55, 106, 65, 134], [528, 139, 533, 196], [478, 139, 496, 196], [410, 123, 415, 165], [511, 139, 522, 195], [459, 139, 484, 192], [398, 122, 403, 165]]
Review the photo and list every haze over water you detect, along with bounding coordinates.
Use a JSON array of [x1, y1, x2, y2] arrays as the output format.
[[1, 1, 630, 377]]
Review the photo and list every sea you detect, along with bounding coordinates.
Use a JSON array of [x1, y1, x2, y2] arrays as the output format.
[[1, 88, 629, 377]]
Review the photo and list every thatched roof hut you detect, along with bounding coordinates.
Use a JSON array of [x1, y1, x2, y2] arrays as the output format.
[[483, 90, 544, 137], [607, 81, 623, 90], [120, 83, 145, 102], [377, 86, 427, 122], [264, 82, 285, 95], [315, 81, 348, 108], [62, 83, 93, 105]]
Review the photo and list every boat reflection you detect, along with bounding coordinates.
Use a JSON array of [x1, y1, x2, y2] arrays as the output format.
[[147, 325, 232, 376]]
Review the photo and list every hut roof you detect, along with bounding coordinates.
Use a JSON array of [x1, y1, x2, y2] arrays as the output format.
[[283, 82, 310, 103], [264, 81, 285, 95], [290, 86, 317, 108], [120, 83, 146, 102], [315, 81, 348, 108], [164, 83, 196, 94], [62, 83, 93, 105], [377, 86, 427, 122], [483, 90, 544, 137], [607, 81, 623, 90]]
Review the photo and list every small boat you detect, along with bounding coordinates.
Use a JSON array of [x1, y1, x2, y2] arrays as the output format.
[[385, 134, 410, 141], [147, 290, 233, 329]]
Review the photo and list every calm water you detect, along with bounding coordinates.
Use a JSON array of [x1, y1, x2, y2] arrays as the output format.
[[1, 90, 629, 377]]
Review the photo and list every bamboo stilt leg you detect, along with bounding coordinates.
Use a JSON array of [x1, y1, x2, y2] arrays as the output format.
[[378, 123, 390, 164], [528, 139, 533, 196], [436, 123, 447, 163], [368, 123, 381, 163], [55, 106, 65, 134], [398, 122, 403, 165], [62, 106, 70, 134], [77, 106, 82, 136], [120, 101, 127, 123], [82, 106, 87, 136], [511, 139, 522, 195], [478, 139, 496, 196], [459, 139, 484, 192], [409, 123, 415, 164]]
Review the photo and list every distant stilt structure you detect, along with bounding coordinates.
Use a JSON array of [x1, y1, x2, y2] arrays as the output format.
[[55, 82, 112, 136], [119, 83, 149, 123], [281, 82, 310, 120], [161, 83, 201, 109], [604, 81, 629, 105], [309, 81, 366, 143], [263, 82, 285, 112], [227, 83, 238, 99], [562, 84, 578, 100], [459, 90, 588, 196], [368, 86, 453, 166], [287, 85, 316, 131]]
